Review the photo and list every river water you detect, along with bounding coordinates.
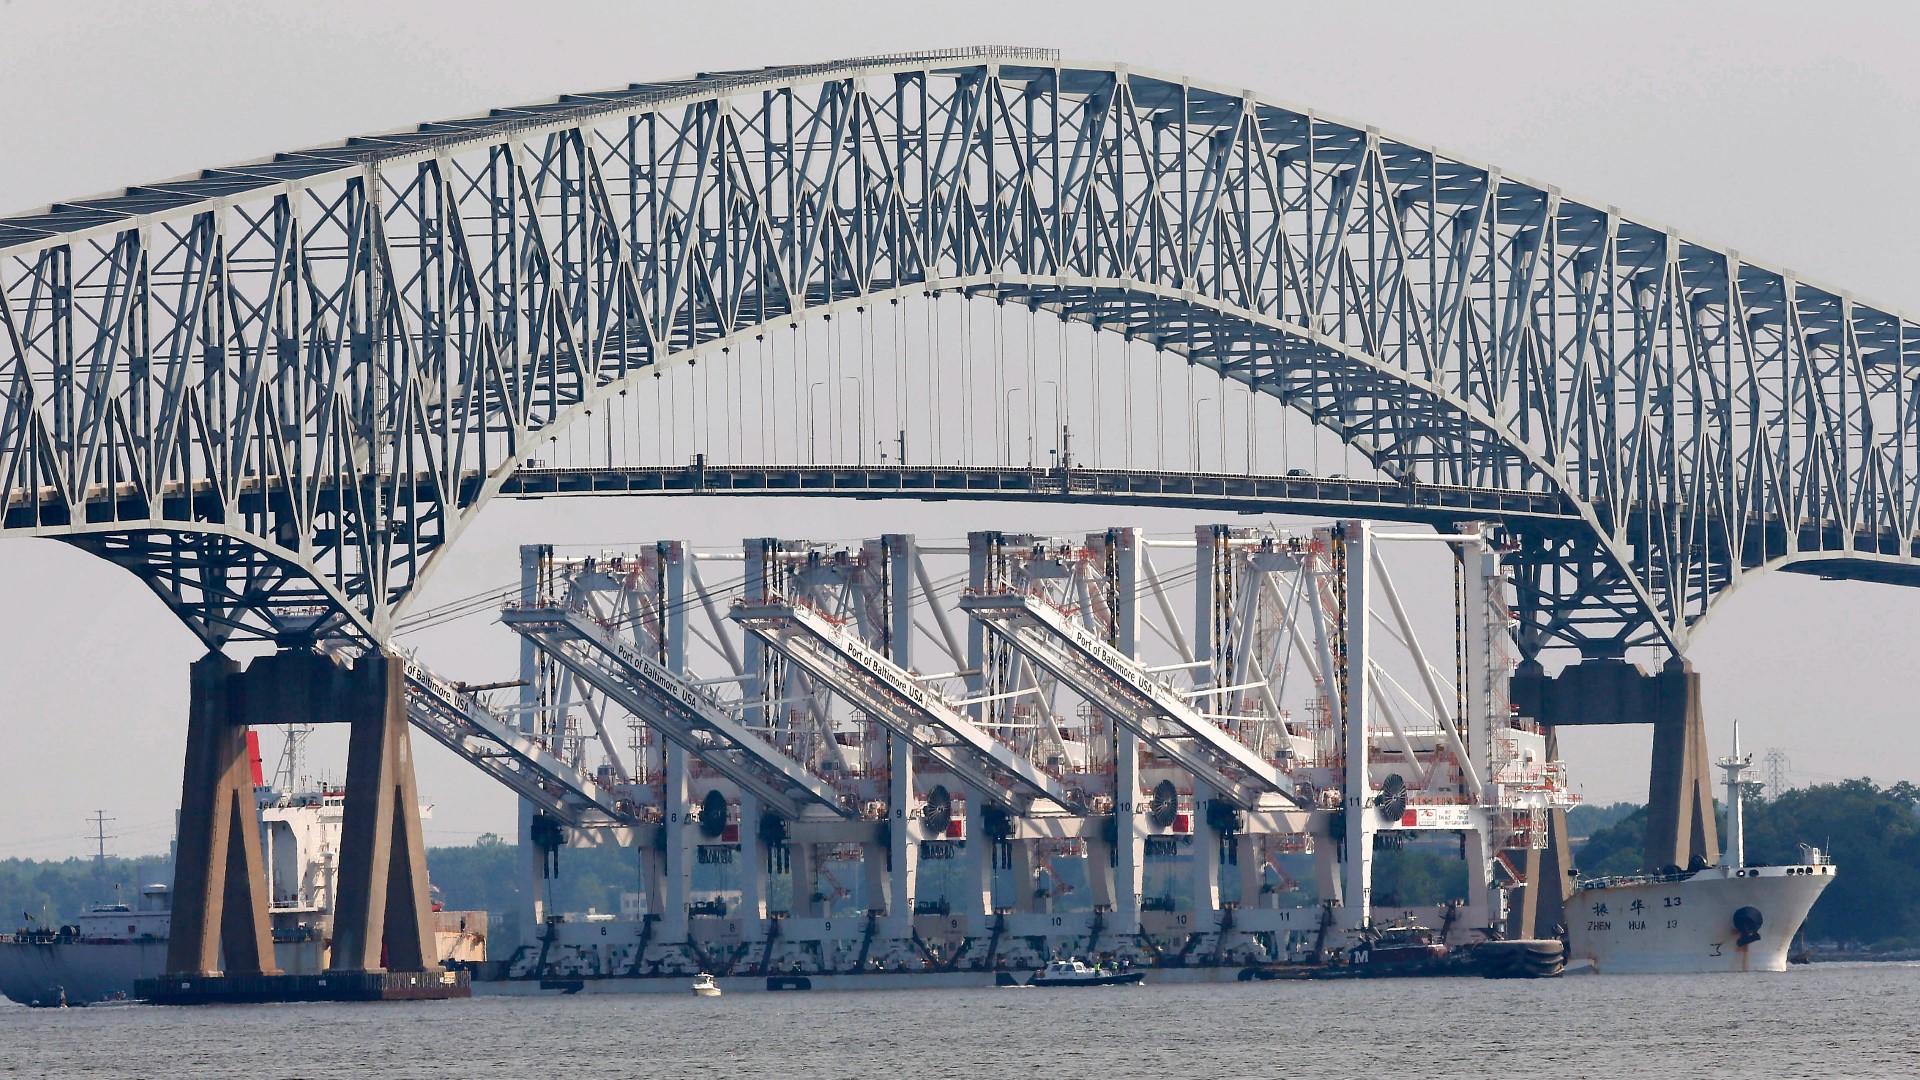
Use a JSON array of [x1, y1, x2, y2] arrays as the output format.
[[2, 964, 1915, 1079]]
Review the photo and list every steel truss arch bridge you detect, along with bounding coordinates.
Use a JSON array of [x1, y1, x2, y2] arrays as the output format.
[[5, 45, 1918, 658]]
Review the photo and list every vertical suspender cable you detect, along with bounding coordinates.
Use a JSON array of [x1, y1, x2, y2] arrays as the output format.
[[1246, 379, 1256, 474], [1026, 302, 1038, 465], [927, 294, 938, 463], [1057, 310, 1069, 465], [1091, 321, 1102, 466], [993, 299, 1006, 466], [827, 314, 839, 460], [1157, 346, 1168, 471], [960, 296, 972, 465], [1218, 364, 1227, 475]]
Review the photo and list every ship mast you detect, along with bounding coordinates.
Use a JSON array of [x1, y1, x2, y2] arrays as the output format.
[[1715, 721, 1753, 869]]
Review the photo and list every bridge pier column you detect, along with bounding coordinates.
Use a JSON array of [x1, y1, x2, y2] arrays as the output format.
[[1507, 810, 1573, 938], [1646, 660, 1719, 872], [325, 652, 437, 974], [164, 652, 279, 978]]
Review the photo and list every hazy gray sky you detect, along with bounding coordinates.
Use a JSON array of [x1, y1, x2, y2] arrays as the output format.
[[3, 0, 1918, 857]]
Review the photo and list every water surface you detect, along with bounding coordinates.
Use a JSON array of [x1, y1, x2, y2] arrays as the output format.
[[2, 964, 1913, 1079]]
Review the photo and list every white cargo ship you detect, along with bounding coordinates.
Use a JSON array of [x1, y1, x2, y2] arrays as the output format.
[[1566, 725, 1834, 974], [0, 736, 484, 1006]]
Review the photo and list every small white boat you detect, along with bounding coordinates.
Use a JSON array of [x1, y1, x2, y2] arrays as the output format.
[[1028, 958, 1143, 987], [691, 972, 722, 997]]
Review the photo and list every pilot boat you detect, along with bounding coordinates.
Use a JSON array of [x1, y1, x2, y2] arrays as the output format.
[[1027, 958, 1144, 987]]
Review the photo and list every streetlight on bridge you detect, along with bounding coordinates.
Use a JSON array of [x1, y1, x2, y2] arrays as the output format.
[[808, 381, 825, 465], [1005, 386, 1023, 467]]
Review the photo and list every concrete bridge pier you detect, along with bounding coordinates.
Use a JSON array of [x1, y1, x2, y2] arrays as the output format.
[[327, 652, 438, 974], [1510, 656, 1721, 935], [164, 653, 280, 978], [165, 649, 440, 978]]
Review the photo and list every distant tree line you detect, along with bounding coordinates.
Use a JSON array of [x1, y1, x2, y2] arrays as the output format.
[[0, 855, 174, 931]]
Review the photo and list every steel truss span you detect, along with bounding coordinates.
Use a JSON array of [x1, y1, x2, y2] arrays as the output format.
[[4, 46, 1917, 654]]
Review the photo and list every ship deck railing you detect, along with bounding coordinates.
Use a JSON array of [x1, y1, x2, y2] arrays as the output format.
[[1574, 869, 1704, 890]]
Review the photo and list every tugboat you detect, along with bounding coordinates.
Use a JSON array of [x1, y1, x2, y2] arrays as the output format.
[[1027, 958, 1144, 987], [1351, 919, 1449, 968], [1566, 724, 1835, 974]]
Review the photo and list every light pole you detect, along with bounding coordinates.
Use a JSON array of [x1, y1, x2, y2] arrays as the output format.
[[1193, 395, 1212, 471], [808, 381, 825, 464], [1005, 386, 1024, 467], [1039, 380, 1058, 467]]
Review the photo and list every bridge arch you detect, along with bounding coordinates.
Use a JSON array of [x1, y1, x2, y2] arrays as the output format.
[[5, 47, 1916, 655]]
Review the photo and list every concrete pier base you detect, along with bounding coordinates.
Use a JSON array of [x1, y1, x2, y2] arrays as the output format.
[[140, 969, 469, 1005]]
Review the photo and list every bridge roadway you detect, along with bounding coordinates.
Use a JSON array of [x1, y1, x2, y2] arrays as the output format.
[[12, 463, 1920, 590]]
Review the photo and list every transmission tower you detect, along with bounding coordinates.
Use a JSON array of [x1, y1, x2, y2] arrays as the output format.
[[87, 810, 116, 868], [1762, 747, 1791, 799]]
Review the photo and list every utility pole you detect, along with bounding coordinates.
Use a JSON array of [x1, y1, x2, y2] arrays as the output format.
[[88, 811, 116, 868]]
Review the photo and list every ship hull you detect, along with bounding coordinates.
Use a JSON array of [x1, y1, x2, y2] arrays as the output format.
[[0, 940, 169, 1006], [1566, 865, 1833, 974], [0, 913, 482, 1005]]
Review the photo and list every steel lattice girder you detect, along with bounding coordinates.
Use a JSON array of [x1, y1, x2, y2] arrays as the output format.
[[4, 46, 1918, 654]]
